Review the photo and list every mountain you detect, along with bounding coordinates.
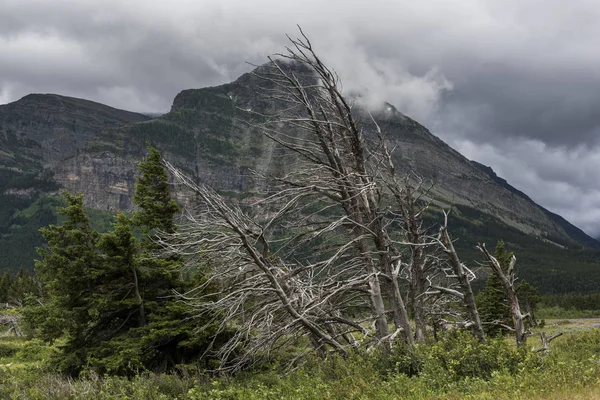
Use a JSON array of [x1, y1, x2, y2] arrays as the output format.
[[470, 161, 600, 249], [0, 68, 599, 293]]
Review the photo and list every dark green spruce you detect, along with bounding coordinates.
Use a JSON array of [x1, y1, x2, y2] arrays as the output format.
[[476, 240, 539, 335], [23, 147, 224, 375]]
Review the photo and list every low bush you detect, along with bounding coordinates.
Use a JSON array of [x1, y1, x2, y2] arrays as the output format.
[[0, 336, 21, 358]]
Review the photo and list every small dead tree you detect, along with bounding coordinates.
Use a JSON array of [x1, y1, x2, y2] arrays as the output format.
[[0, 315, 21, 337], [370, 116, 437, 343], [386, 177, 436, 342], [478, 243, 529, 346], [435, 213, 485, 342], [536, 332, 563, 355]]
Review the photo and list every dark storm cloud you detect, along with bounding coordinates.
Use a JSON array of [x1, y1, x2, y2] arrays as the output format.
[[2, 0, 600, 235], [437, 66, 600, 147]]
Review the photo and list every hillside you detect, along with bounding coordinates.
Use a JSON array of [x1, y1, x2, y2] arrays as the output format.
[[0, 67, 599, 292]]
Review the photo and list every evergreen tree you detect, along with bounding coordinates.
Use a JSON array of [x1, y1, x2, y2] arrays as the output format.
[[90, 146, 218, 374], [2, 267, 39, 306], [0, 272, 10, 303], [24, 192, 100, 368], [128, 145, 206, 372], [476, 240, 512, 336], [477, 241, 541, 336], [133, 145, 179, 235], [133, 145, 182, 308], [83, 212, 150, 374], [93, 212, 145, 328], [24, 148, 226, 375]]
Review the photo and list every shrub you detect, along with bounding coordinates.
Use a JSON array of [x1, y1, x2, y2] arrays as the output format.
[[15, 338, 58, 362], [411, 330, 532, 382], [0, 339, 20, 358]]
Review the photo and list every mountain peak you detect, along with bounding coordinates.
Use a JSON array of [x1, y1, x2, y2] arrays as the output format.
[[11, 93, 151, 123]]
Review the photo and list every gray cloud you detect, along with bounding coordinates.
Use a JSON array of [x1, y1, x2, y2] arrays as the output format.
[[2, 0, 600, 235]]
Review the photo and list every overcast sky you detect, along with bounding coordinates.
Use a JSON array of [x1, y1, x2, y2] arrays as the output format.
[[2, 0, 600, 236]]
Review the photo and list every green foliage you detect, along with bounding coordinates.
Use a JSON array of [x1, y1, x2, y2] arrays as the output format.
[[23, 148, 224, 376], [476, 241, 513, 335], [30, 192, 100, 346], [0, 339, 20, 358], [0, 267, 41, 305], [517, 279, 540, 323], [539, 292, 600, 315], [133, 145, 180, 235], [1, 329, 600, 399], [552, 329, 600, 362], [475, 241, 541, 335], [537, 306, 600, 319], [417, 330, 533, 381], [16, 338, 59, 362]]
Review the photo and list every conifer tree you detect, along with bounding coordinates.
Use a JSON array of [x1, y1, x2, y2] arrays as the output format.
[[126, 145, 228, 372], [25, 149, 225, 375], [517, 279, 540, 327], [25, 192, 100, 368], [477, 240, 512, 335], [133, 145, 179, 235], [133, 145, 182, 304]]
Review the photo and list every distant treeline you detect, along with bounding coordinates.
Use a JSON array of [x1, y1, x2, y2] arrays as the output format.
[[539, 292, 600, 312], [0, 268, 41, 306]]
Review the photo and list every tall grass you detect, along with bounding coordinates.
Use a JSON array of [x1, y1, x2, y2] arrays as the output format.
[[1, 328, 599, 399]]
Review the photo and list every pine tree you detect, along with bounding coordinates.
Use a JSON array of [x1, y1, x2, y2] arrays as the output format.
[[85, 146, 186, 374], [476, 240, 512, 336], [133, 145, 182, 307], [83, 212, 150, 374], [94, 212, 145, 328], [25, 149, 225, 375], [129, 145, 199, 371], [133, 145, 179, 235], [25, 192, 100, 369]]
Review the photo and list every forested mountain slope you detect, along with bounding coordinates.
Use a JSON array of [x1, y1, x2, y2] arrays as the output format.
[[0, 66, 598, 292]]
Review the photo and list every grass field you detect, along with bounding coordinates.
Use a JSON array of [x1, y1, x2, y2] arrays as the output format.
[[0, 319, 599, 399]]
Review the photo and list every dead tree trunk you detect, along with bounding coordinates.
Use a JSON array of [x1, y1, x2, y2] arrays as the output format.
[[438, 219, 485, 342], [399, 184, 428, 343], [536, 332, 562, 355], [478, 243, 529, 346], [374, 119, 432, 343]]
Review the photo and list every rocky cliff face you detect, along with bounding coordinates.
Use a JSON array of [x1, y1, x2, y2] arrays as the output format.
[[0, 94, 150, 169], [1, 69, 598, 251]]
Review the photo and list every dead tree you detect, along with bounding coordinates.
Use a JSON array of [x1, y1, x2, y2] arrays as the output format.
[[435, 213, 485, 342], [369, 114, 437, 343], [160, 165, 382, 371], [536, 332, 563, 355], [161, 29, 493, 362], [0, 315, 21, 337], [247, 28, 415, 345], [478, 243, 529, 346]]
